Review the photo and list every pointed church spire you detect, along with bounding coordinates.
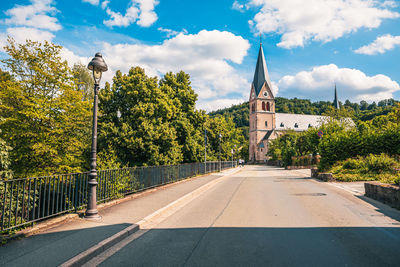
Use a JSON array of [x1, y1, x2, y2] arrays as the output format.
[[333, 83, 339, 109], [252, 42, 272, 97]]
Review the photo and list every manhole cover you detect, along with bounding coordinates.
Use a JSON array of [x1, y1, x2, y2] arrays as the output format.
[[292, 193, 326, 196]]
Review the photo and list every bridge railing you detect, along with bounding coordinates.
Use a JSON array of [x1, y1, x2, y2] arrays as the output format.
[[0, 161, 237, 232]]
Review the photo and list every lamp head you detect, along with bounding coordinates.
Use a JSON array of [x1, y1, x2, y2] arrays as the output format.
[[88, 52, 108, 84]]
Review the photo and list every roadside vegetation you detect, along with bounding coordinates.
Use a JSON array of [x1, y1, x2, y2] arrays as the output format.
[[266, 105, 400, 184], [0, 37, 399, 184], [209, 96, 399, 164], [329, 154, 400, 184], [0, 39, 245, 179]]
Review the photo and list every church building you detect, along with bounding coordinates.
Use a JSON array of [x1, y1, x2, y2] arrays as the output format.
[[249, 43, 333, 162]]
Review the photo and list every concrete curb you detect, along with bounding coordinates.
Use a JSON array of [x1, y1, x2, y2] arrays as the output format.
[[59, 167, 242, 267]]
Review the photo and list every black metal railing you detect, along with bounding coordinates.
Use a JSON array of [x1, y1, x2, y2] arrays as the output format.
[[0, 161, 236, 232]]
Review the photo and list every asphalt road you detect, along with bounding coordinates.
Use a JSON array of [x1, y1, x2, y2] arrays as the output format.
[[91, 165, 400, 267]]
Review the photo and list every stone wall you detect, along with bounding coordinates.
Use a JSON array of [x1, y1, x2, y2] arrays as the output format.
[[365, 182, 400, 209], [316, 173, 335, 182], [309, 167, 335, 181]]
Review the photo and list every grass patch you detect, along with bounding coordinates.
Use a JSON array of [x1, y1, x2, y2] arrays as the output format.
[[329, 154, 400, 184]]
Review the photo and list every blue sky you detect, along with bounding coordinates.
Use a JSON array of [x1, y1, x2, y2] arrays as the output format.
[[0, 0, 399, 111]]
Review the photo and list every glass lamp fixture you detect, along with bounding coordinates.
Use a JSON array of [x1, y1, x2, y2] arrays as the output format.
[[88, 52, 108, 84]]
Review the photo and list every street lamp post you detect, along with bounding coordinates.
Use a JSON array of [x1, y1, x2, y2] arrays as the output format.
[[231, 149, 233, 168], [85, 52, 108, 219], [219, 133, 222, 172], [204, 129, 207, 174], [234, 144, 237, 167], [232, 144, 236, 168]]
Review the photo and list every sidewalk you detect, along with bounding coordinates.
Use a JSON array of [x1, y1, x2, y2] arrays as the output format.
[[0, 168, 240, 267]]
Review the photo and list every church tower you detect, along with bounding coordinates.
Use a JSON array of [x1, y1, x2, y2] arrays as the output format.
[[333, 84, 339, 109], [249, 43, 275, 162]]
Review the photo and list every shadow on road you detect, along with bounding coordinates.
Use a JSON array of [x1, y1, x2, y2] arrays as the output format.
[[2, 223, 400, 267], [357, 195, 400, 224], [99, 226, 400, 267], [0, 223, 133, 267]]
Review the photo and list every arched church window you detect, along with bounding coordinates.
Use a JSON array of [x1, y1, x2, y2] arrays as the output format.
[[251, 103, 255, 113], [266, 102, 270, 111], [265, 121, 268, 127], [294, 123, 299, 128], [280, 122, 284, 127], [262, 102, 266, 111]]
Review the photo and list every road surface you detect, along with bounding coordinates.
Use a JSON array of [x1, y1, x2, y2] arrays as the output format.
[[88, 165, 400, 267]]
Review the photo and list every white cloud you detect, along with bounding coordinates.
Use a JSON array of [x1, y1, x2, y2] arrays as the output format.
[[104, 5, 139, 27], [278, 64, 400, 102], [158, 27, 187, 38], [0, 28, 89, 70], [103, 0, 159, 27], [100, 30, 250, 110], [59, 47, 90, 67], [82, 0, 99, 5], [136, 0, 159, 27], [198, 98, 246, 112], [271, 81, 279, 96], [232, 1, 245, 12], [4, 0, 61, 31], [248, 0, 400, 49], [101, 0, 110, 9], [355, 34, 400, 55], [0, 27, 55, 51], [381, 1, 397, 8]]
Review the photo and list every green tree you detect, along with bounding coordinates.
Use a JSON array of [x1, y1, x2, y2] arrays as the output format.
[[98, 67, 182, 166], [205, 116, 244, 161], [159, 71, 206, 162], [0, 132, 12, 179], [72, 63, 94, 101], [0, 38, 92, 177], [98, 67, 244, 166]]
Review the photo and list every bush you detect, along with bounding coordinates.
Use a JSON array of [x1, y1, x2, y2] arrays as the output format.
[[330, 154, 400, 183], [341, 158, 362, 170], [363, 153, 397, 174]]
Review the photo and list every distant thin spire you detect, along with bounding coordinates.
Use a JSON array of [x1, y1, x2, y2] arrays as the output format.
[[333, 83, 339, 109], [259, 33, 262, 45]]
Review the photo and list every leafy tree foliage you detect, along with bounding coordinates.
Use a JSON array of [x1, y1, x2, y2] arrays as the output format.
[[0, 38, 92, 177], [98, 67, 245, 166], [159, 71, 207, 163], [0, 38, 244, 178], [98, 67, 182, 166], [205, 115, 245, 161], [209, 102, 249, 129], [267, 104, 400, 170], [209, 97, 399, 131], [0, 132, 12, 179], [0, 69, 13, 179], [73, 63, 94, 101]]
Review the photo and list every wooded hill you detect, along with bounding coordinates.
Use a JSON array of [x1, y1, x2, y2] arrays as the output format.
[[209, 97, 400, 129]]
